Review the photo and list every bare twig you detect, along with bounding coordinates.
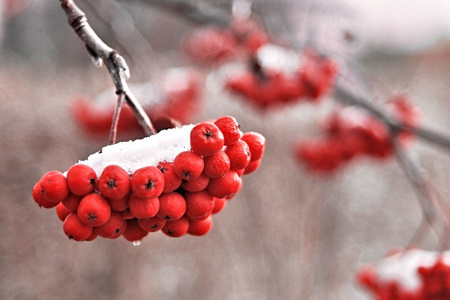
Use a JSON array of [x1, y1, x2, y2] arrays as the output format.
[[117, 0, 230, 27], [60, 0, 156, 136]]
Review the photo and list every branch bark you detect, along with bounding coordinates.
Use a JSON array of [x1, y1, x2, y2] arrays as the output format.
[[60, 0, 156, 137]]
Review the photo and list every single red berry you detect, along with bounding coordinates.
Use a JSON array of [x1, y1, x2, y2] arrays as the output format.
[[56, 202, 71, 222], [32, 181, 58, 209], [40, 171, 69, 203], [188, 215, 213, 236], [63, 213, 93, 241], [212, 197, 226, 214], [225, 140, 251, 170], [157, 192, 186, 221], [162, 216, 189, 238], [98, 165, 131, 200], [120, 209, 135, 220], [77, 193, 111, 227], [62, 193, 82, 213], [190, 122, 225, 156], [243, 159, 261, 175], [108, 220, 127, 239], [182, 173, 210, 192], [85, 230, 99, 242], [131, 166, 165, 199], [157, 161, 182, 193], [137, 217, 166, 232], [95, 212, 125, 238], [128, 194, 160, 219], [207, 170, 242, 198], [214, 116, 242, 146], [106, 193, 129, 212], [241, 132, 266, 161], [173, 151, 204, 181], [66, 164, 97, 196], [122, 219, 148, 242], [203, 151, 230, 178], [185, 191, 214, 220]]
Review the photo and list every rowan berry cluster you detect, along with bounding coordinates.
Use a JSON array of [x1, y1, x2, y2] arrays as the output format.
[[32, 116, 265, 242], [295, 95, 421, 173], [357, 248, 450, 300], [183, 18, 269, 65], [71, 68, 201, 138], [225, 47, 339, 108]]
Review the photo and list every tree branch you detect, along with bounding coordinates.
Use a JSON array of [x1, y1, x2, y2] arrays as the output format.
[[60, 0, 156, 136]]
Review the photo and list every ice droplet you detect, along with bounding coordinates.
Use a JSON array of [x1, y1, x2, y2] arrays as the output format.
[[132, 240, 141, 246]]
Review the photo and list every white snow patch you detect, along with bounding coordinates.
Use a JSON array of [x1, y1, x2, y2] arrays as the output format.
[[257, 44, 300, 76], [76, 124, 195, 176], [376, 249, 450, 291]]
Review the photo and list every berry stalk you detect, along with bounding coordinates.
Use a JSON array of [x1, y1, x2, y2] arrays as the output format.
[[59, 0, 157, 136]]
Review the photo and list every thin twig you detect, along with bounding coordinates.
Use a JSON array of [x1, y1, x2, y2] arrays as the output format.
[[117, 0, 230, 27], [108, 93, 125, 145], [60, 0, 156, 136]]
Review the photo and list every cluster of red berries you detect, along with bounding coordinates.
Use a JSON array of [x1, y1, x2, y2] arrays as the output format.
[[183, 17, 269, 65], [357, 248, 450, 300], [225, 48, 339, 109], [32, 116, 265, 242], [71, 68, 201, 139], [295, 95, 421, 173]]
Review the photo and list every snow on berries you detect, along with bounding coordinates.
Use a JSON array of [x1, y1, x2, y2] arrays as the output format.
[[31, 117, 266, 243], [357, 248, 450, 299]]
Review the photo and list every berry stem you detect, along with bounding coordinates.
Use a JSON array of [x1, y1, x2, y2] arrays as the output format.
[[109, 93, 125, 145], [59, 0, 157, 136]]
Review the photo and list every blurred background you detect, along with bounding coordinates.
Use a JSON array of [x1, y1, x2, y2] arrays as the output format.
[[1, 0, 450, 299]]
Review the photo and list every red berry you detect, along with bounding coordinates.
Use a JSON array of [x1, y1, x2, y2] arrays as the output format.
[[62, 194, 82, 212], [241, 132, 266, 161], [122, 219, 148, 242], [77, 193, 111, 227], [66, 164, 97, 196], [137, 217, 166, 232], [212, 197, 226, 214], [32, 181, 58, 209], [188, 215, 213, 236], [108, 220, 126, 239], [106, 193, 129, 212], [128, 194, 160, 219], [40, 171, 69, 203], [63, 213, 93, 241], [225, 140, 251, 170], [185, 191, 214, 220], [56, 202, 71, 221], [203, 151, 230, 178], [207, 170, 242, 198], [120, 209, 135, 220], [157, 161, 182, 193], [162, 216, 189, 238], [98, 165, 131, 200], [95, 212, 125, 238], [131, 166, 165, 199], [243, 159, 261, 175], [157, 192, 186, 221], [190, 122, 225, 156], [214, 116, 242, 146], [173, 151, 204, 181], [182, 173, 210, 192]]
